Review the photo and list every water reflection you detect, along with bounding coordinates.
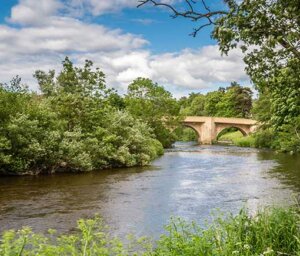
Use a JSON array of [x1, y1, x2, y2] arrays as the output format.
[[257, 151, 300, 191], [0, 143, 299, 237]]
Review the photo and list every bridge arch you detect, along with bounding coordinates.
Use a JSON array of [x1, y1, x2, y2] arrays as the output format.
[[215, 125, 248, 140], [182, 123, 201, 141]]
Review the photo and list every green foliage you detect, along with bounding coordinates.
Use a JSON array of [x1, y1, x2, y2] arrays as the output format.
[[249, 117, 300, 153], [173, 127, 198, 142], [153, 207, 300, 256], [125, 78, 180, 148], [252, 129, 276, 149], [217, 130, 256, 148], [252, 90, 272, 125], [218, 130, 243, 141], [274, 117, 300, 153], [213, 0, 300, 151], [1, 207, 299, 255], [233, 136, 256, 148], [0, 58, 163, 175], [213, 0, 300, 87], [0, 217, 148, 256], [179, 82, 252, 118]]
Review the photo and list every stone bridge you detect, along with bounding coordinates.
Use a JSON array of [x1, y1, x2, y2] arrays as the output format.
[[182, 116, 258, 144]]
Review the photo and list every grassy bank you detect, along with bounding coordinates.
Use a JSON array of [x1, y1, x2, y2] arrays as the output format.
[[218, 131, 256, 148], [1, 206, 299, 255]]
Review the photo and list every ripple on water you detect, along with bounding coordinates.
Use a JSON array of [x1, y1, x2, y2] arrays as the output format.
[[0, 143, 298, 237]]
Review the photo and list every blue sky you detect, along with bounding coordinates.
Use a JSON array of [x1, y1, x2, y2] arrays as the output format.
[[0, 0, 249, 97], [93, 8, 215, 53]]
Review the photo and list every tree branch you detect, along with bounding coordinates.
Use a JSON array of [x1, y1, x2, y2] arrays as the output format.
[[137, 0, 228, 36], [278, 38, 300, 59]]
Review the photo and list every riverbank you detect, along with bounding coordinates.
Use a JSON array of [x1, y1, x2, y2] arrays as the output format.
[[1, 206, 299, 255], [218, 129, 300, 154], [218, 131, 256, 147]]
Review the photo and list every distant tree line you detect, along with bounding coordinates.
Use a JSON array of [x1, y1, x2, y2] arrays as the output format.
[[178, 82, 252, 118]]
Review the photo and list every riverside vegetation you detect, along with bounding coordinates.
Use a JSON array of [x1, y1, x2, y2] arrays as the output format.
[[2, 0, 300, 174], [0, 206, 299, 256], [0, 57, 299, 175], [0, 0, 299, 254], [0, 58, 178, 175]]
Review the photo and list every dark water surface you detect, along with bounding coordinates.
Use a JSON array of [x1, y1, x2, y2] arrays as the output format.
[[0, 143, 299, 237]]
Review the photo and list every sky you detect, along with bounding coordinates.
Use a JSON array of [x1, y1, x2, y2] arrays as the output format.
[[0, 0, 250, 97]]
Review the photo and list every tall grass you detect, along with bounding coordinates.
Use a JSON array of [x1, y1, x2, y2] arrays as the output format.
[[153, 207, 300, 256], [0, 207, 299, 256], [218, 131, 256, 148]]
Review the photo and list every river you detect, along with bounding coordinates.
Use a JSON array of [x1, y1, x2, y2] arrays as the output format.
[[0, 143, 299, 237]]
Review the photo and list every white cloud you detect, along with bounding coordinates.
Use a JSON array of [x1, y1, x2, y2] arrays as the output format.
[[149, 46, 247, 89], [0, 18, 146, 56], [8, 0, 62, 25], [8, 0, 182, 24], [131, 18, 156, 25], [71, 45, 248, 93], [0, 0, 249, 97], [87, 0, 137, 15]]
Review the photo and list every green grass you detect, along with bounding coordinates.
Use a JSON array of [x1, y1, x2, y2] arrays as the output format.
[[218, 131, 256, 148], [218, 131, 244, 142], [1, 207, 299, 255]]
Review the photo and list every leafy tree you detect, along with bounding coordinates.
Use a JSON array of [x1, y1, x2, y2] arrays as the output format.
[[212, 0, 300, 127], [219, 82, 252, 118], [252, 90, 272, 125], [204, 90, 224, 116], [185, 94, 207, 116], [125, 77, 180, 147]]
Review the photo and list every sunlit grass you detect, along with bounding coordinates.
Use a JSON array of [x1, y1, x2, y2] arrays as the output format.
[[218, 131, 244, 142], [218, 131, 256, 148]]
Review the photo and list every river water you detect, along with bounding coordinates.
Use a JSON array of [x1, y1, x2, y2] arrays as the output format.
[[0, 143, 299, 237]]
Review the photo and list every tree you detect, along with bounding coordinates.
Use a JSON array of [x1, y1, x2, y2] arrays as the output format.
[[125, 78, 180, 147], [35, 57, 110, 132], [204, 90, 224, 116], [225, 82, 252, 118]]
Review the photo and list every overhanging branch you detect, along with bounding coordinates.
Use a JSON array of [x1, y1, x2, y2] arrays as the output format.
[[137, 0, 228, 36]]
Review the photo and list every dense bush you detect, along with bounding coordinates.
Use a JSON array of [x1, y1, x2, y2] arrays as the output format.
[[0, 207, 299, 255], [0, 58, 163, 175], [251, 118, 300, 153]]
